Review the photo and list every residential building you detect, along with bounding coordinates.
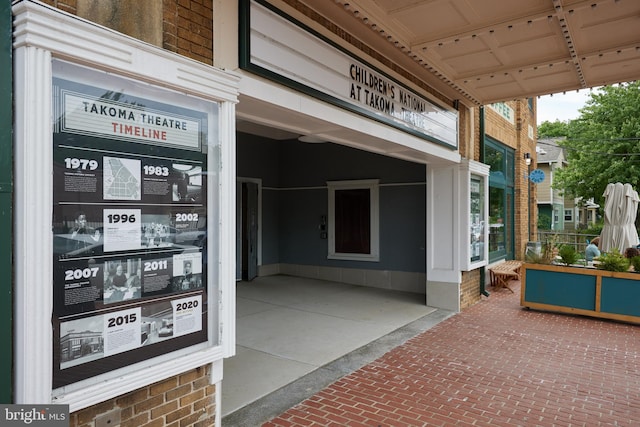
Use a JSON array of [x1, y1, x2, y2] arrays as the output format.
[[536, 138, 566, 230], [537, 138, 600, 231]]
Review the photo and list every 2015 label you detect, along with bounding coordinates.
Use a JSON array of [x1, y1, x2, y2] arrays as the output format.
[[107, 313, 137, 327], [65, 267, 100, 281]]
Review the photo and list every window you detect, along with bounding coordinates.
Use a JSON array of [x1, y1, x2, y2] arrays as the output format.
[[485, 138, 515, 261], [564, 209, 573, 221], [327, 180, 379, 261]]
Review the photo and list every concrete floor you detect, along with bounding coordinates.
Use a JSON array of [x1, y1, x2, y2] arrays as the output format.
[[221, 275, 448, 423]]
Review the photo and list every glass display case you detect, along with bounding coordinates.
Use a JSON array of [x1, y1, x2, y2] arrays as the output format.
[[460, 160, 490, 271]]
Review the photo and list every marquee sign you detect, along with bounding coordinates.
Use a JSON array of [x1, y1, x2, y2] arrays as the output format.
[[240, 0, 458, 149]]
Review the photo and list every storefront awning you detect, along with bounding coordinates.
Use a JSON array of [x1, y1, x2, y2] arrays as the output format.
[[305, 0, 640, 107]]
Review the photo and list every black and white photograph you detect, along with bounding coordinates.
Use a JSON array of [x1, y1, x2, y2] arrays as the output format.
[[141, 213, 174, 248], [171, 164, 202, 203], [140, 300, 176, 344], [53, 207, 103, 258], [59, 315, 104, 369], [171, 252, 203, 292], [103, 258, 142, 304]]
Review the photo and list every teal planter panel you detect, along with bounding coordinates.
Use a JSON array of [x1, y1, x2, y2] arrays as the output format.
[[601, 277, 640, 317], [525, 270, 596, 310]]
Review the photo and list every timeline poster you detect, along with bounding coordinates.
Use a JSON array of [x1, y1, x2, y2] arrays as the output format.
[[52, 60, 214, 388]]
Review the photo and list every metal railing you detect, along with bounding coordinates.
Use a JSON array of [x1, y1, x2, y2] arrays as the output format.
[[536, 231, 600, 253]]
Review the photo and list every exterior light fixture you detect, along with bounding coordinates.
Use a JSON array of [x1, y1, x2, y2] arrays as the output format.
[[524, 152, 532, 166]]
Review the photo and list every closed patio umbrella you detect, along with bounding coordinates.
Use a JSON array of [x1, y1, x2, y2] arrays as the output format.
[[621, 183, 640, 250], [600, 182, 640, 253]]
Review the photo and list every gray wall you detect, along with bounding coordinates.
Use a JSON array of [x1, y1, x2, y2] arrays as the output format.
[[237, 133, 426, 273]]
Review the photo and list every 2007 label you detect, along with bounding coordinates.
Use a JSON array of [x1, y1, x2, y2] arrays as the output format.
[[65, 267, 100, 281]]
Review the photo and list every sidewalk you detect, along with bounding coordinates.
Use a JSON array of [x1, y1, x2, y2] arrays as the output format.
[[264, 280, 640, 427]]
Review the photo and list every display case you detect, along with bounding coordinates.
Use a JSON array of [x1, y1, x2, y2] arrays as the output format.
[[460, 160, 490, 271]]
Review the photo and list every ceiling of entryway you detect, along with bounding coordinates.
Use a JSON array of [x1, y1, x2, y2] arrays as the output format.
[[302, 0, 640, 107]]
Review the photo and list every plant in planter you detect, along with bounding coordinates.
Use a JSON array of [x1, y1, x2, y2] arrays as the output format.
[[526, 233, 560, 264], [595, 249, 630, 272], [630, 255, 640, 272], [522, 248, 640, 324], [557, 244, 580, 266]]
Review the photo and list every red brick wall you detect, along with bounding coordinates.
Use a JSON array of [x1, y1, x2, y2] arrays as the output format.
[[69, 367, 216, 427], [41, 0, 213, 65], [460, 269, 481, 309]]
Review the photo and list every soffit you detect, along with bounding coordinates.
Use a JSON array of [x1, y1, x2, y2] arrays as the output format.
[[300, 0, 640, 106]]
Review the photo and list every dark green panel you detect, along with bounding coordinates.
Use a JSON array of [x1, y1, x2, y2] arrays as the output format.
[[0, 0, 13, 403], [601, 277, 640, 317], [525, 270, 596, 310]]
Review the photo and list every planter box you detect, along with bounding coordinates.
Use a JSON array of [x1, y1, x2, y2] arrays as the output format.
[[521, 263, 640, 324]]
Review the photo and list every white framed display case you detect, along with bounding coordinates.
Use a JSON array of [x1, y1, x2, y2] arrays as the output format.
[[13, 0, 239, 411], [459, 159, 490, 271]]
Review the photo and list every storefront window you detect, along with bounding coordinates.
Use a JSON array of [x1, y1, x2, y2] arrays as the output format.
[[485, 139, 515, 262]]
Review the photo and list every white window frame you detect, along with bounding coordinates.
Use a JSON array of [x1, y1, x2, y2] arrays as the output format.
[[13, 1, 239, 411], [564, 209, 573, 222], [327, 179, 380, 262]]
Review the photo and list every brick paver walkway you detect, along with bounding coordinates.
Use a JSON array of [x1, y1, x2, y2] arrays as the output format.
[[264, 281, 640, 427]]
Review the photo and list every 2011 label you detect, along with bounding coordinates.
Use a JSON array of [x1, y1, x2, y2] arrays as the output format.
[[107, 313, 137, 327], [144, 260, 168, 271], [65, 267, 100, 281], [176, 300, 199, 311], [176, 213, 198, 222], [65, 157, 99, 171], [143, 165, 169, 176]]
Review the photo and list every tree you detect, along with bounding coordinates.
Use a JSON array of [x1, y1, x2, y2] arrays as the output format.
[[538, 119, 569, 138], [553, 82, 640, 208]]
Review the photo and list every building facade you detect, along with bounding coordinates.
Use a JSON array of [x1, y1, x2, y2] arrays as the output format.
[[3, 0, 536, 425]]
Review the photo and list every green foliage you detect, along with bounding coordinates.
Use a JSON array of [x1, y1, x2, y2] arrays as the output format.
[[558, 244, 580, 266], [630, 256, 640, 273], [539, 233, 560, 264], [537, 213, 552, 230], [551, 82, 640, 208], [578, 223, 603, 236], [595, 249, 630, 272], [525, 249, 544, 264], [538, 120, 570, 138]]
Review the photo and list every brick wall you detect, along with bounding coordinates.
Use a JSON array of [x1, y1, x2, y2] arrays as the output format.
[[484, 100, 538, 260], [40, 0, 213, 65], [460, 269, 481, 309], [69, 366, 216, 427]]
